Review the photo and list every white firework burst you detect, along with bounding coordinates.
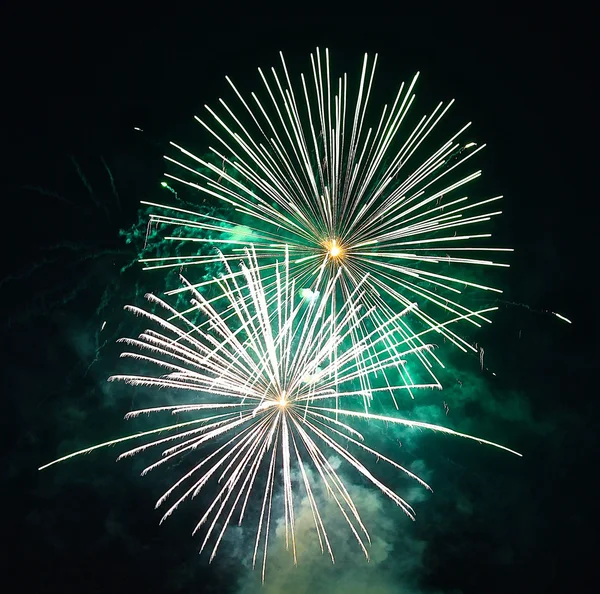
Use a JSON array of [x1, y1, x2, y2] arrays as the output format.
[[39, 248, 519, 581], [140, 48, 512, 403]]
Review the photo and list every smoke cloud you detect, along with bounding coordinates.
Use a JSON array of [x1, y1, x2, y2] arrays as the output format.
[[234, 462, 445, 594]]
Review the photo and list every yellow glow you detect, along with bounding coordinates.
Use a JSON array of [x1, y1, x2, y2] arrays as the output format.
[[326, 239, 344, 260], [278, 390, 288, 407]]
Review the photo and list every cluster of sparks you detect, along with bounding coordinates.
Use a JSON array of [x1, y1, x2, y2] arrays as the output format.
[[40, 249, 520, 580], [40, 49, 522, 579], [141, 48, 513, 400]]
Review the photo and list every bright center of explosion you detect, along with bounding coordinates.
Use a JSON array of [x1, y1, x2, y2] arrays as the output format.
[[278, 391, 288, 408], [326, 239, 344, 260]]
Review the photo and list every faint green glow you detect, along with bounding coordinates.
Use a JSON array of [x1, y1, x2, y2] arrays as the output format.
[[160, 181, 178, 197]]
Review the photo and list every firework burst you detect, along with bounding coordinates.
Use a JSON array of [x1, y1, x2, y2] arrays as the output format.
[[40, 248, 520, 581], [140, 49, 512, 402]]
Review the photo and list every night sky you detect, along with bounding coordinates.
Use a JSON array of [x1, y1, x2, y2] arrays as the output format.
[[3, 9, 596, 594]]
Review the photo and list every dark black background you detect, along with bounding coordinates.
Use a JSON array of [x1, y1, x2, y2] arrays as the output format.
[[2, 5, 596, 593]]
